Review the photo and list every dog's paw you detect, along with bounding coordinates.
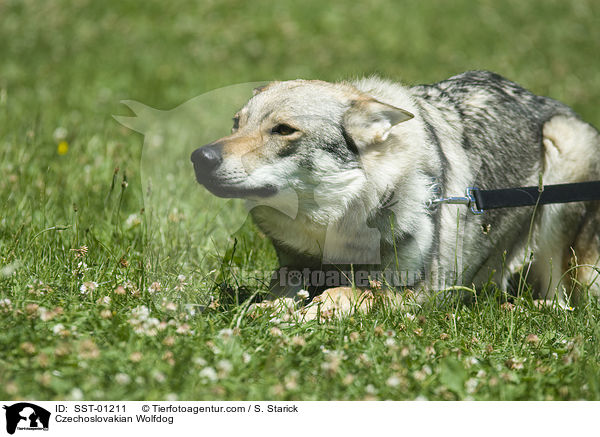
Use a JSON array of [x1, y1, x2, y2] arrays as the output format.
[[247, 297, 297, 322], [298, 287, 375, 322], [298, 286, 410, 322]]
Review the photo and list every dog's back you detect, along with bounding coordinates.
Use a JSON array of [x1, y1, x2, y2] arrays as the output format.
[[411, 71, 577, 189]]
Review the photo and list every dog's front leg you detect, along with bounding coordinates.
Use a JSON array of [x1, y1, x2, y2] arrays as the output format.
[[263, 242, 323, 300], [247, 260, 318, 319]]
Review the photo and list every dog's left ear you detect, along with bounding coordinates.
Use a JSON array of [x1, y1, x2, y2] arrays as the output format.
[[253, 82, 278, 96], [343, 98, 414, 147], [253, 85, 268, 96]]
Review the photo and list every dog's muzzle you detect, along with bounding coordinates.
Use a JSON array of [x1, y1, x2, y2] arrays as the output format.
[[191, 142, 223, 180], [190, 142, 277, 198]]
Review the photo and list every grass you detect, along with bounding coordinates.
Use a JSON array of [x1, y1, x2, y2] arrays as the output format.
[[1, 0, 600, 400]]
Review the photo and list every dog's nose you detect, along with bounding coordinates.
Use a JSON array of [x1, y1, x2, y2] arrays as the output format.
[[191, 144, 223, 172]]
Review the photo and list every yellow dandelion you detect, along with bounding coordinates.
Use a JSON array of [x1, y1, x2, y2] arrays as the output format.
[[57, 141, 69, 155]]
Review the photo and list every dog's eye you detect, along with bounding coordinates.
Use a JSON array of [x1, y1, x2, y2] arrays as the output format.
[[271, 124, 298, 136]]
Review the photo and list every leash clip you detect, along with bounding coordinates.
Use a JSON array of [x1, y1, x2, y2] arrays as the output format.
[[427, 187, 483, 214]]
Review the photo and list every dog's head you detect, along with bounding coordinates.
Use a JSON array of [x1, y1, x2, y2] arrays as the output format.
[[191, 79, 414, 213]]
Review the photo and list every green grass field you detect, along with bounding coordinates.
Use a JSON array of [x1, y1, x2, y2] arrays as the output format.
[[1, 0, 600, 400]]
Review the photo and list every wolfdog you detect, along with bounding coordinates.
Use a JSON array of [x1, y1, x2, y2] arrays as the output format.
[[191, 71, 600, 315]]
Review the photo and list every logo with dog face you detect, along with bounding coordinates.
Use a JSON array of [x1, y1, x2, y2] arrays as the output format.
[[3, 403, 50, 434]]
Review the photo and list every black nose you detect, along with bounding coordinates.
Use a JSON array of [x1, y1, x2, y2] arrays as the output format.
[[191, 143, 223, 172]]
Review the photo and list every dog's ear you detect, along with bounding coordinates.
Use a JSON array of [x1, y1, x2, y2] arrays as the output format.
[[253, 85, 268, 96], [343, 98, 414, 147], [252, 82, 279, 96]]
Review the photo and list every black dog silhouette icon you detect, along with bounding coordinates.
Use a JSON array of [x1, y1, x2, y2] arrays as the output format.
[[3, 403, 50, 435]]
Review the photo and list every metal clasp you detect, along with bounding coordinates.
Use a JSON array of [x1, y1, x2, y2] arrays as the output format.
[[426, 187, 483, 214]]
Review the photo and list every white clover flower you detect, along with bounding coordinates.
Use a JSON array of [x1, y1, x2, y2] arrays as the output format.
[[146, 317, 159, 326], [152, 370, 166, 383], [0, 262, 19, 277], [53, 127, 68, 141], [125, 213, 141, 229], [130, 305, 150, 320], [217, 360, 233, 375], [321, 350, 345, 374], [193, 357, 207, 367], [199, 367, 218, 382], [465, 378, 478, 394], [386, 375, 401, 387], [296, 289, 310, 300], [38, 307, 51, 321], [144, 318, 159, 336], [115, 373, 131, 385], [80, 281, 98, 294], [147, 282, 161, 294], [122, 280, 138, 295], [242, 352, 251, 364], [0, 298, 11, 308], [218, 328, 234, 339], [176, 323, 191, 335], [129, 306, 162, 336], [52, 323, 66, 335], [69, 388, 84, 401], [365, 384, 378, 395], [405, 312, 416, 321], [465, 357, 479, 367], [174, 274, 187, 291], [413, 369, 427, 381]]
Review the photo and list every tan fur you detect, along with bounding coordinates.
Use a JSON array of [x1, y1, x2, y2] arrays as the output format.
[[570, 203, 600, 303], [527, 116, 600, 304], [221, 134, 263, 158]]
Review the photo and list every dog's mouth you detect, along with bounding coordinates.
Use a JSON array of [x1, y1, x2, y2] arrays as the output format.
[[194, 171, 277, 199]]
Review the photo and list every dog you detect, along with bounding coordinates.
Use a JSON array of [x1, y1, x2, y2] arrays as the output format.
[[191, 71, 600, 317]]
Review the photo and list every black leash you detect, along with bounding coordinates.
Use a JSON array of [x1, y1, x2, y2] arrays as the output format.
[[429, 180, 600, 214]]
